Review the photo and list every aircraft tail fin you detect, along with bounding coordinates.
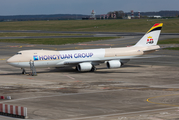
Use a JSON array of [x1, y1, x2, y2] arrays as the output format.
[[134, 23, 163, 46]]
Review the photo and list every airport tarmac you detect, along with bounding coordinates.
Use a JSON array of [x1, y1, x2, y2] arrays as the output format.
[[0, 34, 179, 120]]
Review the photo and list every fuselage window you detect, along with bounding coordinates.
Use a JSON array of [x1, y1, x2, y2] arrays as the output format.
[[16, 53, 22, 55]]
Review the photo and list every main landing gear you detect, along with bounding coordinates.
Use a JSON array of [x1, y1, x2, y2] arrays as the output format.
[[91, 65, 96, 72]]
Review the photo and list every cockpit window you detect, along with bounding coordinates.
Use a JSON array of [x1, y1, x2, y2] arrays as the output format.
[[16, 53, 22, 55]]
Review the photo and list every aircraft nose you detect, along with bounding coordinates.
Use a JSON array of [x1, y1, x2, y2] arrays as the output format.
[[6, 57, 12, 63], [6, 56, 20, 67], [6, 57, 16, 64]]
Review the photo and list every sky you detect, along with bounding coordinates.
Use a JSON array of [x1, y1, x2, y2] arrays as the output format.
[[0, 0, 179, 16]]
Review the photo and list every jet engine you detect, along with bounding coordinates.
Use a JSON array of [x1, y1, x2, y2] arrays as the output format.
[[106, 60, 121, 69], [77, 63, 93, 72]]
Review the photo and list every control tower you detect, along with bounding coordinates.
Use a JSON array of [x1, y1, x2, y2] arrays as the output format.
[[90, 10, 96, 20]]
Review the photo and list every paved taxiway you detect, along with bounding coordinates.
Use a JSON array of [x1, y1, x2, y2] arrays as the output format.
[[0, 33, 179, 120]]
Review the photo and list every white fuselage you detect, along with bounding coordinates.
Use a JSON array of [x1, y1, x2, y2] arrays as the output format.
[[6, 45, 160, 68]]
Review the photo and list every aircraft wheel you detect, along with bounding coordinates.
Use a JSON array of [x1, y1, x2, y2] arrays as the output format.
[[21, 68, 26, 74], [91, 65, 96, 72]]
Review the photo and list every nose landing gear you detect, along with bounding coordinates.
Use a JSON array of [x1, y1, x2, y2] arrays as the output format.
[[21, 60, 37, 76], [21, 68, 26, 74]]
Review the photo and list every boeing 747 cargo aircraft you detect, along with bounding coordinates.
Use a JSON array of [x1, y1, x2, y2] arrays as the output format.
[[7, 23, 163, 74]]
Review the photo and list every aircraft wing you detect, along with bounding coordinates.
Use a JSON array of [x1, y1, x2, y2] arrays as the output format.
[[57, 55, 162, 66], [57, 57, 130, 65]]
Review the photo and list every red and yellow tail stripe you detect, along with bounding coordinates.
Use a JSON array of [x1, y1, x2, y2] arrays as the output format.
[[147, 23, 163, 33]]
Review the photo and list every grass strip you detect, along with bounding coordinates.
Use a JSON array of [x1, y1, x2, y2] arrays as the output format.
[[158, 38, 179, 44], [0, 33, 87, 37], [0, 37, 119, 45], [165, 47, 179, 50], [0, 19, 179, 33]]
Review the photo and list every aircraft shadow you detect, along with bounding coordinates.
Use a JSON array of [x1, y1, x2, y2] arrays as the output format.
[[122, 64, 143, 67], [94, 71, 137, 74], [1, 65, 142, 75], [0, 73, 22, 76]]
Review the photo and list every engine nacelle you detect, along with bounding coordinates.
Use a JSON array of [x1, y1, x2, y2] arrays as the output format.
[[106, 60, 121, 69], [77, 63, 92, 72]]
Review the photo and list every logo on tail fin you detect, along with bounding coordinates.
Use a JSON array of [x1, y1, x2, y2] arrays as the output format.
[[146, 36, 154, 44]]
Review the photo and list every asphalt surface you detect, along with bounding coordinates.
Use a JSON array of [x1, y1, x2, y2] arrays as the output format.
[[0, 33, 179, 120]]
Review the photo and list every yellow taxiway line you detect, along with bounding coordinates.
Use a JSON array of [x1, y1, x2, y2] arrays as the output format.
[[0, 59, 6, 61], [146, 94, 179, 107]]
